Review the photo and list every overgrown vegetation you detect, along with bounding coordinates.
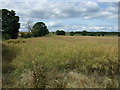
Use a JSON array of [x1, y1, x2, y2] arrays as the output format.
[[1, 9, 20, 39], [2, 36, 120, 88], [2, 43, 20, 87], [19, 32, 32, 38]]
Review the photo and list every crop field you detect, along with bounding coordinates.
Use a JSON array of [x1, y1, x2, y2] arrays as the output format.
[[2, 36, 120, 88]]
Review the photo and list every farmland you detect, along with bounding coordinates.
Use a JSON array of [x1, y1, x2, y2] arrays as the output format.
[[2, 35, 120, 88]]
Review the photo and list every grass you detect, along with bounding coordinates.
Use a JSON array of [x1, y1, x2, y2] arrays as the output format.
[[2, 35, 120, 88]]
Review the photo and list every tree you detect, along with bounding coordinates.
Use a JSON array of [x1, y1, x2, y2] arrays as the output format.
[[32, 22, 49, 37], [102, 34, 104, 36], [2, 9, 20, 39], [98, 34, 101, 36], [56, 30, 66, 35], [70, 31, 74, 36], [90, 32, 97, 36], [25, 20, 34, 33], [82, 30, 87, 36]]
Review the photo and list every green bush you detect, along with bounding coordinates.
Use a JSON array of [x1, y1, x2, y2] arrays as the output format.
[[56, 30, 66, 35], [98, 34, 101, 36], [20, 32, 32, 38], [70, 31, 74, 36], [82, 30, 87, 36], [102, 34, 104, 36]]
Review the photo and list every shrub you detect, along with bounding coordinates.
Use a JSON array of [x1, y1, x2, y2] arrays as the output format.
[[5, 39, 25, 44], [90, 33, 97, 36], [98, 34, 101, 36], [56, 30, 66, 35], [70, 31, 74, 36], [20, 32, 32, 38], [102, 34, 104, 36], [25, 33, 32, 38], [82, 30, 87, 36], [90, 33, 94, 36], [20, 32, 25, 38]]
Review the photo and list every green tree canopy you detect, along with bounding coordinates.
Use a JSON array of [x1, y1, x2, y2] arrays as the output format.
[[32, 22, 49, 37], [82, 30, 87, 36], [2, 9, 20, 39], [56, 30, 66, 35], [70, 31, 74, 36]]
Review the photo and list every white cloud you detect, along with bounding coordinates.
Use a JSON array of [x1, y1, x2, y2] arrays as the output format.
[[46, 21, 63, 28], [98, 0, 119, 2], [1, 0, 12, 2], [1, 1, 117, 20], [1, 1, 104, 19], [45, 21, 118, 32], [2, 0, 48, 2], [1, 1, 118, 32]]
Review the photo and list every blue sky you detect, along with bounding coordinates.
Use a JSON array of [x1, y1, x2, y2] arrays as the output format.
[[1, 0, 118, 32]]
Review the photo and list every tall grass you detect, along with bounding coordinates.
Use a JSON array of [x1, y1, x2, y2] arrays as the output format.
[[2, 36, 120, 88]]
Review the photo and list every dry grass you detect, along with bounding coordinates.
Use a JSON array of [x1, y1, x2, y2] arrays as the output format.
[[2, 36, 120, 88]]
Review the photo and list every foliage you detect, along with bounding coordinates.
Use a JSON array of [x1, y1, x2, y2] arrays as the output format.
[[1, 9, 20, 39], [70, 31, 74, 36], [31, 22, 49, 37], [20, 32, 31, 38], [75, 31, 120, 36], [82, 30, 87, 36], [2, 33, 10, 40], [98, 34, 101, 36], [102, 34, 104, 36], [56, 30, 66, 35], [4, 39, 25, 44], [90, 32, 97, 36]]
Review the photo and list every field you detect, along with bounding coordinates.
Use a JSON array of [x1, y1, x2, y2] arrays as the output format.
[[2, 35, 120, 88]]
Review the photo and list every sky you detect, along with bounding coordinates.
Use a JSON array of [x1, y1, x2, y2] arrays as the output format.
[[1, 0, 119, 32]]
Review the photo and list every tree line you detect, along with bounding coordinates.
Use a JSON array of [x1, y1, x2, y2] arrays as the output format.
[[74, 30, 120, 36], [53, 30, 120, 36], [1, 9, 120, 40], [1, 9, 49, 40]]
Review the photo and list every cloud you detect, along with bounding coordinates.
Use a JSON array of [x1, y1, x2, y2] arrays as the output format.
[[0, 2, 103, 18], [46, 21, 64, 28], [98, 0, 119, 2], [2, 1, 117, 19], [1, 1, 118, 32], [84, 11, 113, 19], [44, 21, 118, 32], [2, 0, 48, 2]]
